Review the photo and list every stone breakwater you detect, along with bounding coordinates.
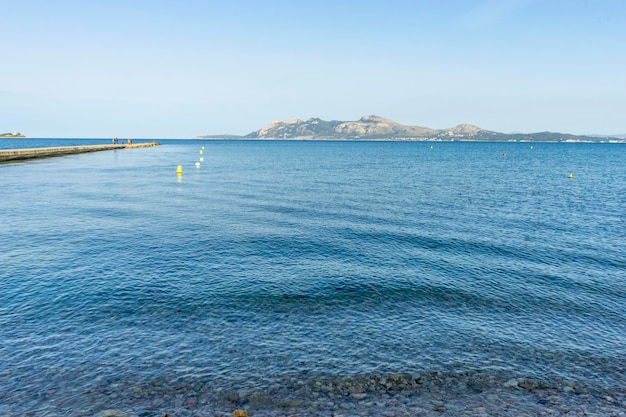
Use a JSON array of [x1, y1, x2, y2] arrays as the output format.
[[0, 142, 158, 162]]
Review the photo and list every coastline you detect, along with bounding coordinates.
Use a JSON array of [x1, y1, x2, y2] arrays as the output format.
[[195, 136, 626, 143]]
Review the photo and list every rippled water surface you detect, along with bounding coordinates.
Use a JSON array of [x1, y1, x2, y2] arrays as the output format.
[[1, 140, 624, 415]]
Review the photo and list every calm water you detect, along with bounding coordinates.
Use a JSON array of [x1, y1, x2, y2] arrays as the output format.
[[1, 139, 624, 415]]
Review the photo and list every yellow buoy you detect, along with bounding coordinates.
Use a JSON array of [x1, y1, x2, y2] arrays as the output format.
[[176, 165, 183, 174], [568, 173, 573, 179], [200, 149, 203, 155]]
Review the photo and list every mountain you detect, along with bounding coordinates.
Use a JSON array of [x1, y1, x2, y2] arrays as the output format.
[[243, 115, 495, 140], [198, 115, 620, 142]]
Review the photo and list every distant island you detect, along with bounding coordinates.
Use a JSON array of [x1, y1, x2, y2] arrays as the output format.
[[0, 132, 26, 138], [198, 115, 625, 142]]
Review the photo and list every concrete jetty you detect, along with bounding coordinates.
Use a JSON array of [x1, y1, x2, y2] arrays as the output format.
[[0, 142, 159, 163]]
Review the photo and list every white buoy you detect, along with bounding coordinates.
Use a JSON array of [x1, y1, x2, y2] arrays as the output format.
[[200, 157, 204, 162], [195, 162, 201, 168]]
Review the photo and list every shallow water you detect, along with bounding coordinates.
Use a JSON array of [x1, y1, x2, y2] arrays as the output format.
[[0, 140, 624, 416]]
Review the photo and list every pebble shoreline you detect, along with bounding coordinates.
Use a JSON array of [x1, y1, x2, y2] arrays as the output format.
[[3, 372, 625, 416]]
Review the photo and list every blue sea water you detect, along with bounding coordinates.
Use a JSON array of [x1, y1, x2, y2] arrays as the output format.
[[0, 139, 625, 415]]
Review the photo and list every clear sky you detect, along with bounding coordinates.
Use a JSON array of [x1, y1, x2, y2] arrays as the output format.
[[2, 0, 625, 138]]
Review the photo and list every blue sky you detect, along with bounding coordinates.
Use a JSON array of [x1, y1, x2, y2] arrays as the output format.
[[2, 0, 625, 138]]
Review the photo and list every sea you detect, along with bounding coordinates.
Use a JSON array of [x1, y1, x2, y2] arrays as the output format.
[[1, 139, 624, 416]]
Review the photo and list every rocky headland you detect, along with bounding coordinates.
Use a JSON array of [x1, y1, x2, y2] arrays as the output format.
[[0, 132, 26, 138], [198, 115, 622, 142]]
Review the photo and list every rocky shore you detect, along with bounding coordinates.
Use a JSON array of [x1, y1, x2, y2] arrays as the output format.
[[5, 371, 623, 417]]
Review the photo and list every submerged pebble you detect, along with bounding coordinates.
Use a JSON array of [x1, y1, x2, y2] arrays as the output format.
[[31, 372, 613, 417]]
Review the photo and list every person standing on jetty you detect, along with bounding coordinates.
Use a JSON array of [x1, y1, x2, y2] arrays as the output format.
[[112, 137, 119, 144]]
